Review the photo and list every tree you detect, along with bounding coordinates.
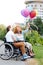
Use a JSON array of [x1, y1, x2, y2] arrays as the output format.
[[0, 24, 7, 40], [33, 17, 43, 35]]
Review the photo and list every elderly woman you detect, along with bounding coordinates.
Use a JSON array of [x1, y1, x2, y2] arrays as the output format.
[[14, 23, 35, 57], [5, 25, 30, 60]]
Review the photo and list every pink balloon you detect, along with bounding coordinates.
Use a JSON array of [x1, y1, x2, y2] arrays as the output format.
[[21, 9, 30, 17]]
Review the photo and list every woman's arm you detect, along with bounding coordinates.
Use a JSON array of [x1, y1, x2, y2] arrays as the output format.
[[22, 23, 30, 34]]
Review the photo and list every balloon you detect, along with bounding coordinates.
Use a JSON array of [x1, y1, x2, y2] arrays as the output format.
[[27, 6, 33, 12], [30, 10, 36, 18], [21, 9, 30, 17]]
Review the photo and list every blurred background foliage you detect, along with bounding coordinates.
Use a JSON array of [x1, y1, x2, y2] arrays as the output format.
[[24, 30, 43, 45], [0, 24, 7, 40], [24, 17, 43, 45], [33, 17, 43, 35], [26, 17, 43, 35]]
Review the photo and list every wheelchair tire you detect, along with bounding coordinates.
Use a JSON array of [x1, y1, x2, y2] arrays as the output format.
[[0, 43, 14, 60]]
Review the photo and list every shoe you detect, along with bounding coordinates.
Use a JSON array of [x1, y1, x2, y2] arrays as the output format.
[[21, 54, 30, 61]]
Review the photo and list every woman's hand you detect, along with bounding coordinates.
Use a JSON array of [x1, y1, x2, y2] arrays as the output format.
[[27, 22, 30, 29]]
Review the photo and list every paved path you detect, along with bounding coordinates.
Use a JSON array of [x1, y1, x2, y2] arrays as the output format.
[[25, 59, 38, 65], [0, 58, 25, 65], [0, 58, 39, 65]]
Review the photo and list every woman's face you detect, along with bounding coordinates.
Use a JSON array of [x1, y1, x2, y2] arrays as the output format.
[[17, 26, 22, 33]]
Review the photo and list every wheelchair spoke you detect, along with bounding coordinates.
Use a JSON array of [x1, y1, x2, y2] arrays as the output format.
[[0, 43, 13, 60]]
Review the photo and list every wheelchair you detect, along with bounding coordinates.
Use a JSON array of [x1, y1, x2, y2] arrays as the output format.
[[0, 39, 29, 60]]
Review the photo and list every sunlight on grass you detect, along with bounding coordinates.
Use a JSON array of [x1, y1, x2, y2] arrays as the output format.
[[33, 45, 43, 65], [33, 45, 43, 59]]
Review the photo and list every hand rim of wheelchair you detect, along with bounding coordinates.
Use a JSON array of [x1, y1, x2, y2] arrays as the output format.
[[0, 43, 14, 60]]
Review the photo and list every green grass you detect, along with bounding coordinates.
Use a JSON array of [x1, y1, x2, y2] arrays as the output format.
[[33, 45, 43, 65], [33, 45, 43, 59]]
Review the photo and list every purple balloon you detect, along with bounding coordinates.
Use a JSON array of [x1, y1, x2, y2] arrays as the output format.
[[21, 9, 30, 17]]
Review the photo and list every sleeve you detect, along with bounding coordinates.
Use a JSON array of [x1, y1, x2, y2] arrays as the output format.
[[22, 28, 29, 34], [12, 33, 17, 41]]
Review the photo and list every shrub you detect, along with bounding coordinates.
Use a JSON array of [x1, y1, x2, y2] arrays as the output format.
[[0, 24, 7, 40], [25, 30, 43, 45]]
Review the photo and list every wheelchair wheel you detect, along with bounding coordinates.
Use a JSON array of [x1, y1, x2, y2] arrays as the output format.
[[0, 43, 13, 60]]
